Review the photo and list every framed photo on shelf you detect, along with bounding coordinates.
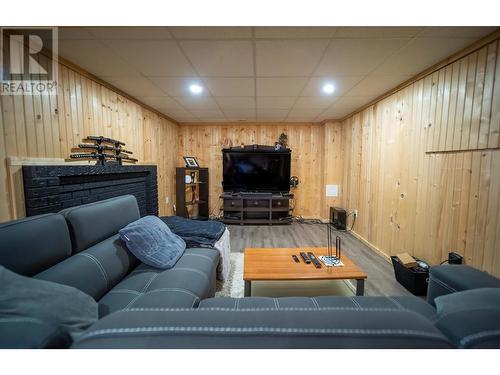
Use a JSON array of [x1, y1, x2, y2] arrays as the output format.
[[183, 156, 199, 168]]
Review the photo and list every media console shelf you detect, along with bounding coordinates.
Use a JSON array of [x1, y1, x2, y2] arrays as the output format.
[[176, 167, 209, 220], [221, 192, 293, 225]]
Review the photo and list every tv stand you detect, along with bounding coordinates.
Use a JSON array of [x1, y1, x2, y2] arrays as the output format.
[[221, 192, 293, 225]]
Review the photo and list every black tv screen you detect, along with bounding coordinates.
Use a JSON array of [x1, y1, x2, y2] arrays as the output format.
[[223, 152, 291, 192]]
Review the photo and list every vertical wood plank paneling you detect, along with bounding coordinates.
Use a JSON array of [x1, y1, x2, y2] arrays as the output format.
[[0, 93, 10, 219], [0, 61, 178, 222], [332, 40, 500, 277], [177, 122, 324, 219], [483, 150, 500, 273], [460, 52, 478, 150], [1, 36, 499, 277], [477, 43, 497, 148], [468, 48, 487, 150], [488, 41, 500, 148]]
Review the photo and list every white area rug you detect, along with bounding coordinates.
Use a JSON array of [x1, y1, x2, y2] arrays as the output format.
[[215, 253, 355, 298]]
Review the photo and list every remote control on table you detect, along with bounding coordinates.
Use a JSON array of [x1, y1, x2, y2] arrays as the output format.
[[292, 255, 300, 263], [307, 252, 322, 268], [300, 252, 311, 264]]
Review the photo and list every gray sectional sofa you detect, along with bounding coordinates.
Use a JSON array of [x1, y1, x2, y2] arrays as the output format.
[[1, 195, 500, 349]]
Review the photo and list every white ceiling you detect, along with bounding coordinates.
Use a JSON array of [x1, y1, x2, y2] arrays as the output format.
[[57, 26, 498, 123]]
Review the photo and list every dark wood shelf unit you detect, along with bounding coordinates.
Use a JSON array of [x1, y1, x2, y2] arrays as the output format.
[[221, 192, 293, 225], [176, 167, 209, 220]]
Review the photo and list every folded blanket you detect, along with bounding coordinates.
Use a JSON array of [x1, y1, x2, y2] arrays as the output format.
[[159, 216, 226, 248], [159, 216, 231, 280]]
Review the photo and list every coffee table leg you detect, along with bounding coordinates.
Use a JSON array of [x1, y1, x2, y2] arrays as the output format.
[[244, 280, 251, 297], [355, 279, 365, 296]]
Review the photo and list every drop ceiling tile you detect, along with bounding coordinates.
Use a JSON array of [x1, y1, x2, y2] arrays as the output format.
[[294, 96, 339, 109], [102, 40, 195, 76], [170, 27, 252, 39], [335, 27, 423, 38], [254, 27, 337, 39], [135, 96, 185, 111], [149, 77, 206, 96], [222, 108, 256, 118], [418, 27, 497, 38], [59, 27, 95, 39], [180, 41, 253, 76], [59, 40, 139, 77], [373, 37, 477, 75], [101, 76, 166, 97], [87, 27, 172, 39], [335, 96, 373, 108], [315, 38, 409, 76], [203, 78, 255, 96], [190, 108, 226, 119], [301, 76, 365, 96], [319, 107, 349, 119], [256, 40, 329, 76], [287, 107, 324, 118], [256, 77, 308, 96], [173, 116, 200, 122], [321, 96, 374, 119], [256, 97, 296, 109], [348, 75, 412, 96], [165, 108, 199, 121], [215, 97, 255, 109], [174, 96, 220, 110], [286, 117, 317, 122], [256, 109, 289, 121]]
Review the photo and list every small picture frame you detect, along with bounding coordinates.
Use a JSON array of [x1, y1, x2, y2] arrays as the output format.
[[183, 156, 199, 168]]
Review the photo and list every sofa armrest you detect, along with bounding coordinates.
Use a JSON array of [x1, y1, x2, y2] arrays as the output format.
[[0, 318, 72, 348], [427, 265, 500, 306]]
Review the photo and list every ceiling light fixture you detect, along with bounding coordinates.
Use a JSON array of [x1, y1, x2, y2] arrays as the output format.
[[189, 83, 203, 95], [322, 83, 335, 95]]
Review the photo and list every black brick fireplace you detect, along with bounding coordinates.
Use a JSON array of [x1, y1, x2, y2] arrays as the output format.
[[22, 165, 158, 217]]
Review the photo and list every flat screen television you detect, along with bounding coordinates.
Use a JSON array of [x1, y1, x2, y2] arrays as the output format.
[[222, 151, 291, 192]]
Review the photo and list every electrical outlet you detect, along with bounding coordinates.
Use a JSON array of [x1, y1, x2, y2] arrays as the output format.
[[165, 197, 170, 205], [353, 209, 358, 217]]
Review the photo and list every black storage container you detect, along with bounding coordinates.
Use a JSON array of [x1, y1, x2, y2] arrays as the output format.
[[391, 256, 429, 296]]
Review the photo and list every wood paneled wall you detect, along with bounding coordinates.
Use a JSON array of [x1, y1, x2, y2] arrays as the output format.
[[328, 39, 500, 276], [2, 35, 499, 278], [0, 62, 178, 223], [178, 123, 325, 218]]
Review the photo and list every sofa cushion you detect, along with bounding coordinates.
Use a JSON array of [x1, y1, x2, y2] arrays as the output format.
[[427, 265, 500, 306], [0, 213, 71, 276], [72, 308, 452, 349], [0, 318, 72, 349], [35, 234, 138, 300], [60, 195, 140, 253], [98, 248, 220, 317], [119, 216, 186, 269], [199, 295, 437, 320], [434, 288, 500, 348], [0, 266, 98, 340]]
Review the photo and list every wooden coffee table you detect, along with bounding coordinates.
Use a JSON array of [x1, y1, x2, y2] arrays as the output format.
[[243, 247, 368, 297]]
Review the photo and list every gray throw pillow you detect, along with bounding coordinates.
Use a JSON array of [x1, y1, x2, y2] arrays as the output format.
[[0, 265, 98, 340], [119, 215, 186, 269]]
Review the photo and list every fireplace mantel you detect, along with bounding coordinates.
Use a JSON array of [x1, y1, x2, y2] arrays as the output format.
[[21, 163, 158, 217]]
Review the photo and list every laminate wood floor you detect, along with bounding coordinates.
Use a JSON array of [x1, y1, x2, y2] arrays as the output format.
[[227, 223, 412, 297]]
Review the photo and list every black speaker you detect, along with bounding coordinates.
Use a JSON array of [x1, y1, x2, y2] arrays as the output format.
[[448, 252, 463, 264], [330, 207, 347, 230]]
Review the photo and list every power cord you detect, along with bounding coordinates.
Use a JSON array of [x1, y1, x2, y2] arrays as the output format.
[[290, 210, 357, 231], [209, 197, 223, 220]]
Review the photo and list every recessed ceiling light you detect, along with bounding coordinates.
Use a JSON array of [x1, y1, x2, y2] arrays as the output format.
[[322, 83, 335, 95], [189, 83, 203, 95]]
